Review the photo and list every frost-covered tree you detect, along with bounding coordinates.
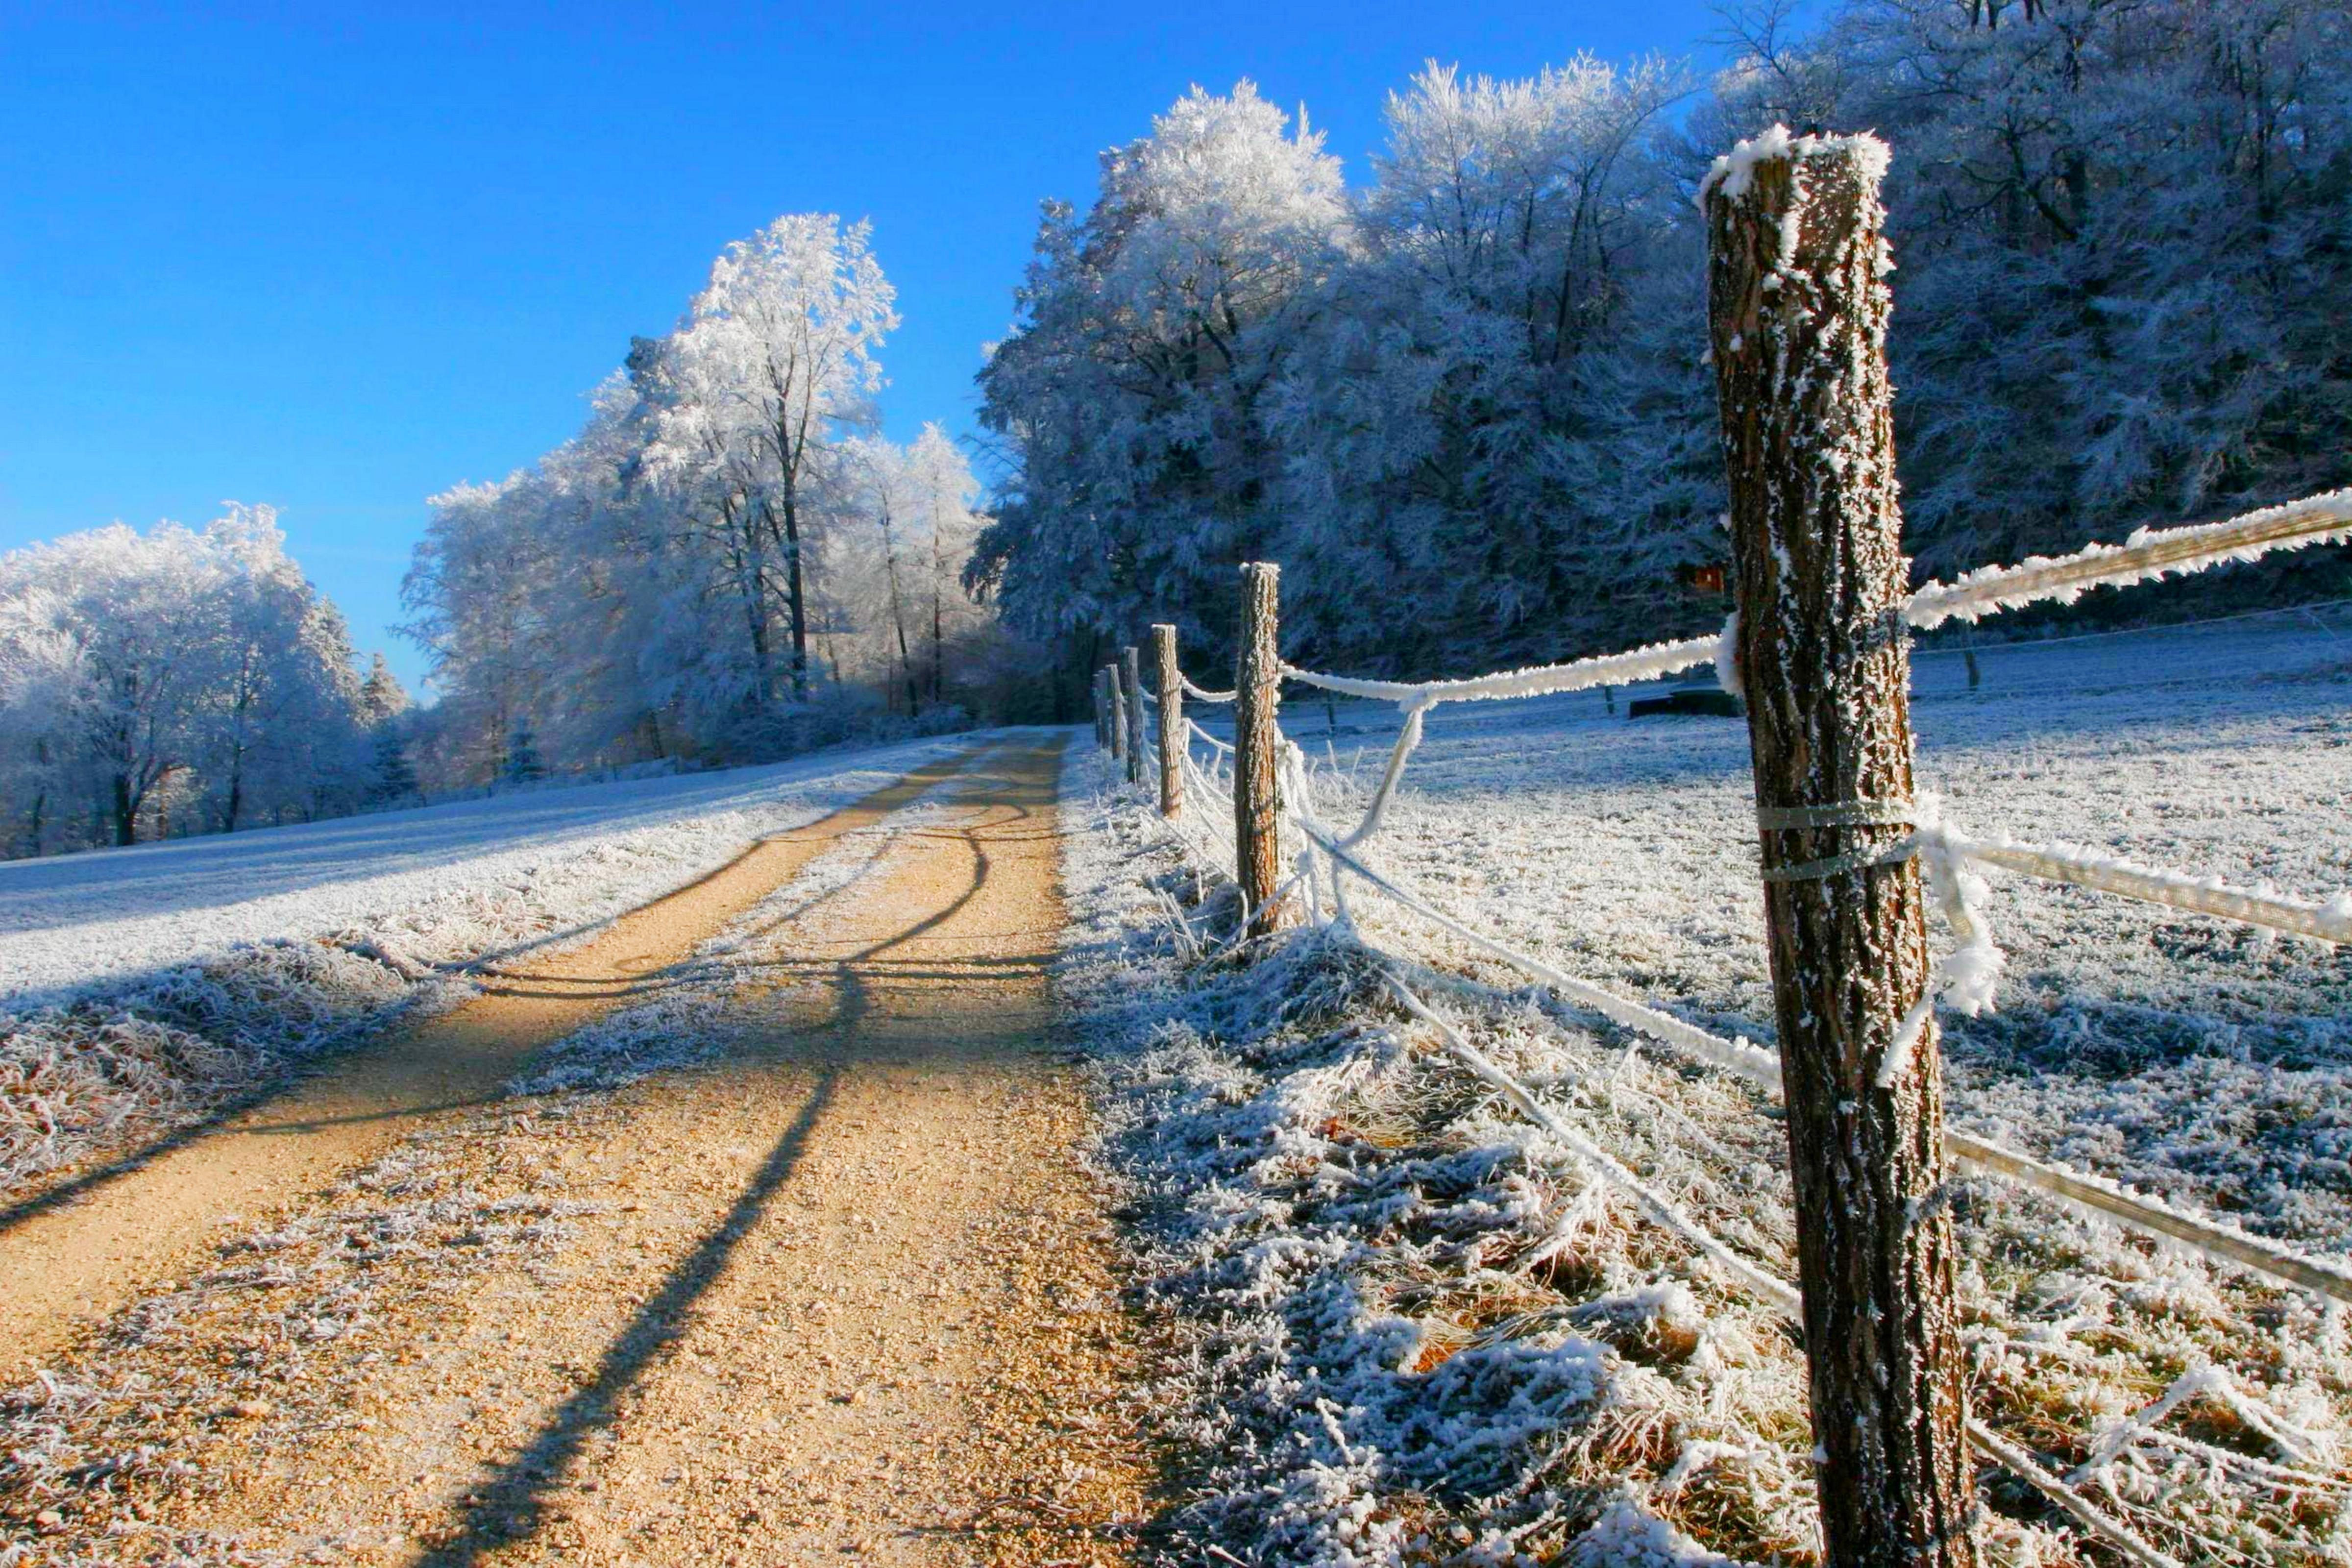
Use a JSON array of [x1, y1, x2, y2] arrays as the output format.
[[404, 218, 1023, 774], [1705, 0, 2352, 578], [0, 509, 372, 855], [357, 652, 409, 727], [1272, 56, 1705, 668], [642, 215, 897, 707], [832, 426, 1002, 718], [977, 15, 2351, 675], [971, 83, 1349, 684], [503, 718, 547, 786], [975, 71, 1711, 678]]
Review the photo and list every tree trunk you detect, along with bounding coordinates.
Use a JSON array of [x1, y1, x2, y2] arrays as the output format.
[[1233, 563, 1287, 940], [112, 772, 137, 847], [781, 492, 810, 702], [931, 530, 948, 708], [1705, 130, 1979, 1568]]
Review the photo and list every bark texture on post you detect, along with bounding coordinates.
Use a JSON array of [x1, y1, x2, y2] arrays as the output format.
[[1152, 624, 1183, 818], [1107, 666, 1127, 769], [1704, 129, 1979, 1568], [1121, 646, 1146, 787], [1232, 564, 1287, 939]]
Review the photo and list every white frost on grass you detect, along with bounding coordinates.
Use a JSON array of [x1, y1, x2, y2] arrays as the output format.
[[0, 735, 978, 1004], [0, 735, 979, 1194], [511, 791, 961, 1095], [1062, 605, 2352, 1565]]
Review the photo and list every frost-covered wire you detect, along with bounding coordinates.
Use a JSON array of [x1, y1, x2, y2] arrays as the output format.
[[1945, 1132, 2352, 1306], [1884, 808, 2005, 1089], [1387, 966, 2187, 1568], [1906, 488, 2352, 630], [1951, 831, 2352, 946], [1293, 818, 1785, 1086], [1273, 488, 2352, 719], [1184, 718, 1235, 756], [1182, 677, 1237, 704], [1963, 1418, 2185, 1568], [1280, 633, 1720, 710], [1297, 811, 2352, 1309], [1383, 975, 1802, 1314]]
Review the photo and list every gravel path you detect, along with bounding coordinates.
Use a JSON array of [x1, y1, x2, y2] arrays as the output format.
[[2, 734, 1161, 1565]]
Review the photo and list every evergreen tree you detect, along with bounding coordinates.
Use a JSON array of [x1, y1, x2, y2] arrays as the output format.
[[365, 724, 421, 808], [503, 719, 547, 786]]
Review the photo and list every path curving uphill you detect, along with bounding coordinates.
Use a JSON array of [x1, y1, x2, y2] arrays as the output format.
[[1, 735, 1159, 1565]]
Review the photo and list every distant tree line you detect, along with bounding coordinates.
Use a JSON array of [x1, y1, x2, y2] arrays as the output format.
[[969, 0, 2352, 691], [0, 215, 1039, 860], [0, 507, 411, 857], [398, 213, 1041, 788]]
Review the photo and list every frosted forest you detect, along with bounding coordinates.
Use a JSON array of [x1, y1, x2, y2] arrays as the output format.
[[4, 0, 2348, 859]]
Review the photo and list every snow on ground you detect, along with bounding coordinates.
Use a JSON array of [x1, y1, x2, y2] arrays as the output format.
[[0, 735, 981, 1194], [510, 786, 966, 1097], [1057, 602, 2352, 1566], [0, 736, 979, 1005]]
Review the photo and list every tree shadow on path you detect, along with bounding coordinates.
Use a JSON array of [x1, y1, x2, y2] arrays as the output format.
[[409, 1063, 840, 1568]]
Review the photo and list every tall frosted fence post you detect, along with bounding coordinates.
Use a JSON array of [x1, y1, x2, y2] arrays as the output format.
[[1121, 645, 1146, 787], [1152, 624, 1182, 818], [1233, 563, 1287, 939], [1107, 665, 1127, 768], [1705, 127, 1979, 1568]]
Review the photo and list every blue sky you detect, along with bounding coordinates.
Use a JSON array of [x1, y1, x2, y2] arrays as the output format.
[[0, 1, 1813, 694]]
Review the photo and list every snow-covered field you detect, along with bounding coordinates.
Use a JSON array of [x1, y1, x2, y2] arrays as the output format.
[[1057, 602, 2352, 1566], [0, 737, 979, 1005], [0, 735, 980, 1193]]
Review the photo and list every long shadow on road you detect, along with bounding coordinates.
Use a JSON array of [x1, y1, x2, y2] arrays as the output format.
[[410, 1064, 841, 1568], [405, 755, 1045, 1565]]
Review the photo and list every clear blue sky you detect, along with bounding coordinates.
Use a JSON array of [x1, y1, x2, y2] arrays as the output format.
[[0, 1, 1811, 695]]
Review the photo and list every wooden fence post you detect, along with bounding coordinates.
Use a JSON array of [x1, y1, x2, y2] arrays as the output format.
[[1152, 624, 1182, 818], [1106, 665, 1127, 769], [1091, 669, 1104, 748], [1096, 668, 1111, 750], [1121, 645, 1146, 787], [1233, 564, 1287, 938], [1705, 131, 1977, 1568]]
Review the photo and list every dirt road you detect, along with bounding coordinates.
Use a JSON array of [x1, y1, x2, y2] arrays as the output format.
[[0, 746, 985, 1387], [1, 735, 1160, 1565]]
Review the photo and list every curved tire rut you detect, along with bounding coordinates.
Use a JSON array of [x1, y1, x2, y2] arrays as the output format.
[[2, 735, 1161, 1566]]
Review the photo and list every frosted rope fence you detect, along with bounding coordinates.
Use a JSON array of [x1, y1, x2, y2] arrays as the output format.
[[1384, 975, 1801, 1312], [1282, 632, 1719, 709], [1293, 816, 1790, 1089], [1962, 1420, 2183, 1568], [1385, 966, 2183, 1568], [1119, 749, 2287, 1566], [1111, 485, 2352, 1562], [1275, 486, 2352, 712], [1943, 1133, 2352, 1304], [1950, 831, 2352, 946], [1906, 488, 2352, 630], [1288, 809, 2352, 1309], [1182, 677, 1237, 704], [1184, 718, 1235, 756]]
